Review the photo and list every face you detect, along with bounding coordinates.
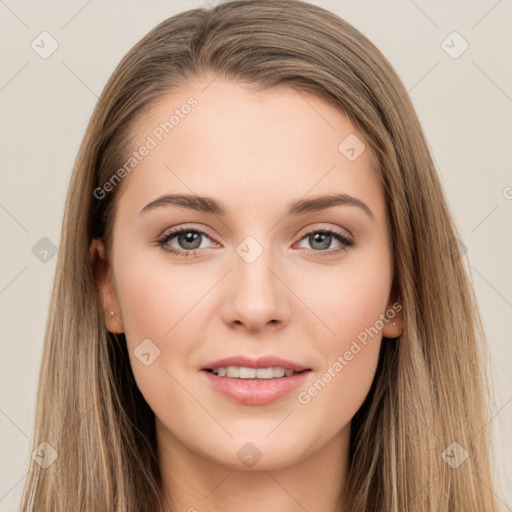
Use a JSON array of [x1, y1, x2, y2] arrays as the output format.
[[91, 78, 402, 471]]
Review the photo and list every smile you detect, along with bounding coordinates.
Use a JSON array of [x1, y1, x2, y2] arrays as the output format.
[[200, 368, 312, 405], [207, 366, 300, 378]]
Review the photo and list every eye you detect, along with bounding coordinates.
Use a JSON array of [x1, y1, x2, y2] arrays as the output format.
[[295, 227, 354, 257], [156, 226, 216, 257], [156, 225, 355, 258]]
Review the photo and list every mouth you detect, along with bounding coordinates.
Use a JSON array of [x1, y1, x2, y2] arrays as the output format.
[[203, 366, 310, 379], [200, 365, 313, 405]]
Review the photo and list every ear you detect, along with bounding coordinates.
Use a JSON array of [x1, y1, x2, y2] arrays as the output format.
[[89, 239, 124, 334], [381, 294, 404, 339]]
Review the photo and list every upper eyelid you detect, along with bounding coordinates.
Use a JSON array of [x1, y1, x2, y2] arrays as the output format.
[[159, 225, 214, 241], [296, 224, 353, 240], [157, 225, 354, 262], [158, 224, 353, 245]]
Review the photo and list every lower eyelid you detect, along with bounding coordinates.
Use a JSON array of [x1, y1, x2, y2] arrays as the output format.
[[295, 232, 353, 253], [158, 227, 353, 255], [158, 228, 215, 250]]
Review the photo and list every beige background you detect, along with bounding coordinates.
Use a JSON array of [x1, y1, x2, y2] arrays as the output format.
[[1, 0, 511, 510]]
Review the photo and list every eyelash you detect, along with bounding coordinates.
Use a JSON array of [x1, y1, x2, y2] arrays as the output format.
[[156, 225, 355, 258]]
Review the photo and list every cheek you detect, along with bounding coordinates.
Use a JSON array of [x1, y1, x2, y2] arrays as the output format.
[[113, 248, 207, 341], [112, 254, 198, 421], [295, 250, 392, 347], [295, 274, 387, 437], [293, 251, 390, 417], [296, 338, 380, 446], [111, 241, 223, 387]]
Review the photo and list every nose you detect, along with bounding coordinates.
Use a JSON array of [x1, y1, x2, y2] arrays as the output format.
[[221, 242, 290, 333]]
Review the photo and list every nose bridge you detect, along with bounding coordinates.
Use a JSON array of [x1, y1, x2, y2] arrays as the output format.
[[235, 233, 280, 300], [223, 233, 288, 329]]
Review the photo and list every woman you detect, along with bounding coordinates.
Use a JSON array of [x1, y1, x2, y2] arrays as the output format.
[[21, 0, 499, 510]]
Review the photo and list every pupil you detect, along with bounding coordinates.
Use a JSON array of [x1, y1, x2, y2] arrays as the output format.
[[311, 232, 330, 250], [180, 232, 201, 249]]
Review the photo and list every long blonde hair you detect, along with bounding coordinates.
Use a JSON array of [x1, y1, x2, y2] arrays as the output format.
[[21, 1, 499, 510]]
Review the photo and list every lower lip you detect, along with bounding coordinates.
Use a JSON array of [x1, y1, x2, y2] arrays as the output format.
[[200, 370, 312, 405]]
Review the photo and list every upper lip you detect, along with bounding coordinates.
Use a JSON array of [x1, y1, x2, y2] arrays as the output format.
[[202, 356, 311, 372]]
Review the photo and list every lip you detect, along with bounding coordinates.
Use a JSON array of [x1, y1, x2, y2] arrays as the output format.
[[201, 355, 311, 373], [200, 355, 313, 406], [200, 368, 312, 405]]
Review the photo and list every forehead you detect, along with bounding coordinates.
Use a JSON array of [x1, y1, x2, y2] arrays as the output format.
[[115, 78, 384, 221]]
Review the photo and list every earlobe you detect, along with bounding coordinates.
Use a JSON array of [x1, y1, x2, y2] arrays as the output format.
[[381, 298, 404, 339], [89, 238, 124, 334], [382, 319, 403, 339]]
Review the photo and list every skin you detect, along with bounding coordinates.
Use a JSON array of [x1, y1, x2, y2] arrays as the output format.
[[90, 77, 403, 512]]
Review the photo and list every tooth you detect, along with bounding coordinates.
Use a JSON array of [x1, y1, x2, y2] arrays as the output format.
[[210, 366, 299, 378], [238, 367, 256, 378], [273, 367, 285, 377], [226, 366, 239, 378], [256, 367, 275, 379]]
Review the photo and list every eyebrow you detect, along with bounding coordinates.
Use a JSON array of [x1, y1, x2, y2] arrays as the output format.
[[140, 193, 375, 221]]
